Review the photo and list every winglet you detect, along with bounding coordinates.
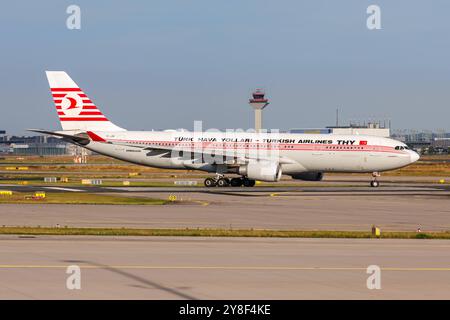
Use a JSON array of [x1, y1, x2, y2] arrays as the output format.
[[86, 131, 107, 142]]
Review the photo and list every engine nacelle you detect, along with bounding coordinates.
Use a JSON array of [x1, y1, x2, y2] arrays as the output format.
[[290, 172, 324, 181], [239, 161, 282, 182]]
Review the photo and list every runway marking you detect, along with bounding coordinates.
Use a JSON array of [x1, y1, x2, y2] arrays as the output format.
[[269, 192, 295, 197], [0, 265, 449, 271], [43, 187, 84, 192], [192, 200, 209, 206]]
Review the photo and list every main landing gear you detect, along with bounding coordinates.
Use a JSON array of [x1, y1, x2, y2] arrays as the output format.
[[204, 175, 256, 187], [370, 172, 380, 187]]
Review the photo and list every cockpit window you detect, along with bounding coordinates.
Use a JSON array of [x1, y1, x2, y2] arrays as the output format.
[[395, 146, 408, 150]]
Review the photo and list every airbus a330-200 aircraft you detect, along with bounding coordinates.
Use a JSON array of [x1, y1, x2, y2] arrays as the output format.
[[30, 71, 420, 188]]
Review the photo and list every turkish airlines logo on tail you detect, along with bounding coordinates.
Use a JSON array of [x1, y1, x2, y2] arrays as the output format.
[[51, 87, 108, 121], [60, 93, 83, 116]]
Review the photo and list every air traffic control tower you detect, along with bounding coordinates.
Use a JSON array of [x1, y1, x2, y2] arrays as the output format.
[[249, 89, 269, 132]]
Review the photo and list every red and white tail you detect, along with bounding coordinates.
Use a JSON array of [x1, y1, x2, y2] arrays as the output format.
[[46, 71, 126, 132]]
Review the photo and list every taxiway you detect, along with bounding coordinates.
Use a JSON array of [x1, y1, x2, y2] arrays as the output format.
[[0, 236, 449, 299]]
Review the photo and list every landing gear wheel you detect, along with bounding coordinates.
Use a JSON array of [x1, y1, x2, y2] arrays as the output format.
[[370, 172, 380, 188], [243, 178, 256, 187], [230, 178, 243, 187], [204, 178, 216, 187], [217, 178, 230, 187]]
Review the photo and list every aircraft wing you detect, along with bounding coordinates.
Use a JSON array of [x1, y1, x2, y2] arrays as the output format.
[[106, 139, 296, 165], [30, 129, 297, 165]]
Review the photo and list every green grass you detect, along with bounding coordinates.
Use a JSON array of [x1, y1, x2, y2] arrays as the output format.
[[0, 192, 167, 205], [0, 226, 449, 239]]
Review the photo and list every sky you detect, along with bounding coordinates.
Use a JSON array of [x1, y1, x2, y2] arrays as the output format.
[[0, 0, 449, 135]]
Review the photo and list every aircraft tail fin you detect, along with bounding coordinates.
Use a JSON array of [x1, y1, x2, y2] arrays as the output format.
[[45, 71, 126, 132]]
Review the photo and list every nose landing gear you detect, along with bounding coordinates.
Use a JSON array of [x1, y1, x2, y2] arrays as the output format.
[[370, 172, 380, 187], [370, 180, 379, 187]]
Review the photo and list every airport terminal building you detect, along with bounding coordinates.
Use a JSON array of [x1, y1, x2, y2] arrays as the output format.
[[289, 122, 390, 137], [0, 133, 69, 156]]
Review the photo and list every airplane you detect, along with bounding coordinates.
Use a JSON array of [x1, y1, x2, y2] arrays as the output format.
[[30, 71, 420, 188]]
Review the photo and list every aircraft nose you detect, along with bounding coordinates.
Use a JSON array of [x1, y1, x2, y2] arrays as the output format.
[[410, 151, 420, 163]]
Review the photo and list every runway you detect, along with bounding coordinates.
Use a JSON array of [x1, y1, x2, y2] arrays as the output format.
[[0, 185, 448, 231], [0, 182, 449, 299], [0, 235, 449, 299]]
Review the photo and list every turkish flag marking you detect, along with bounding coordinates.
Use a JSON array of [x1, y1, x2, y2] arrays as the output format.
[[359, 140, 368, 145]]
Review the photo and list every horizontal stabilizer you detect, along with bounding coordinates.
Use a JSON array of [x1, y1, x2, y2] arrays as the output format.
[[27, 129, 90, 145]]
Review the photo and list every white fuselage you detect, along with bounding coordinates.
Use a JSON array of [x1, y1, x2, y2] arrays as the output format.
[[81, 130, 419, 175]]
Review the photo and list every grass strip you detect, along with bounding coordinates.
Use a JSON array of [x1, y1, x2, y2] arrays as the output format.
[[0, 227, 449, 239], [0, 192, 167, 205]]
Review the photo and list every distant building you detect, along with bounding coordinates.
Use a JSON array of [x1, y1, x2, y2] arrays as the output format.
[[289, 128, 332, 134], [1, 134, 70, 156], [9, 142, 68, 156], [290, 122, 391, 137], [391, 130, 449, 153], [327, 122, 390, 137], [432, 138, 450, 148], [0, 130, 7, 154]]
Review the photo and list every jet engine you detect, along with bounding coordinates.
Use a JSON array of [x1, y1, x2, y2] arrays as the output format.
[[290, 172, 324, 181], [239, 161, 282, 182]]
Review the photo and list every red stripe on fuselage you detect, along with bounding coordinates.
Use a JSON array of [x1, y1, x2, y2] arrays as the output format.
[[105, 139, 403, 154]]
